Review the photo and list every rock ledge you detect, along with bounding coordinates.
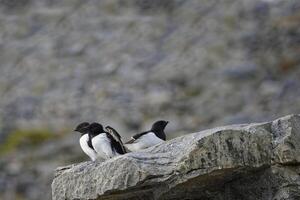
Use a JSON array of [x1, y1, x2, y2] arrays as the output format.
[[52, 114, 300, 200]]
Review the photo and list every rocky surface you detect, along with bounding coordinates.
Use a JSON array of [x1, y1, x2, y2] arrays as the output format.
[[52, 114, 300, 200], [1, 0, 300, 137], [0, 0, 300, 199]]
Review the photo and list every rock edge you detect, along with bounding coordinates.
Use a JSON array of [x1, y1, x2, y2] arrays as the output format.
[[52, 114, 300, 200]]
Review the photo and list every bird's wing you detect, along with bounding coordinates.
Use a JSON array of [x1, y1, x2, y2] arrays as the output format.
[[125, 138, 135, 144], [105, 126, 127, 154], [125, 131, 149, 144], [87, 134, 95, 150], [105, 126, 121, 141]]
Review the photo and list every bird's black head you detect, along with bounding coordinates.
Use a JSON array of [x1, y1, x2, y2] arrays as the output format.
[[74, 122, 90, 134], [88, 122, 104, 136], [151, 120, 169, 131]]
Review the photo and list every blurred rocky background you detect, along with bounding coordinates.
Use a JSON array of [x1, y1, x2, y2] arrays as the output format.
[[0, 0, 299, 199]]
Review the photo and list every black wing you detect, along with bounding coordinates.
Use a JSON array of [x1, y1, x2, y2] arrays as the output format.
[[87, 134, 95, 150], [105, 126, 126, 154], [105, 126, 122, 141], [125, 131, 150, 144]]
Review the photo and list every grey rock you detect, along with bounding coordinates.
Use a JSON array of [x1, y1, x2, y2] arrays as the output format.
[[52, 114, 300, 200]]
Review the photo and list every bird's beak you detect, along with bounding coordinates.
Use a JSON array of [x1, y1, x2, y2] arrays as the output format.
[[166, 121, 169, 124], [74, 129, 78, 132]]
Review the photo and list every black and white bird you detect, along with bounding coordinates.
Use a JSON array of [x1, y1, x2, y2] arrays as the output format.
[[125, 120, 169, 151], [89, 122, 126, 159], [74, 122, 97, 161]]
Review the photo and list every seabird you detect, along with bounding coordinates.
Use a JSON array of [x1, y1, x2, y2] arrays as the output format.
[[74, 122, 98, 161], [125, 120, 168, 151], [89, 122, 126, 159]]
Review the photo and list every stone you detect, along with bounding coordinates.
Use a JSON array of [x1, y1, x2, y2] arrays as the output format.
[[52, 114, 300, 200]]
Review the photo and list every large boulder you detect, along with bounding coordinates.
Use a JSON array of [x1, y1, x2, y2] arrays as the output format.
[[52, 114, 300, 200]]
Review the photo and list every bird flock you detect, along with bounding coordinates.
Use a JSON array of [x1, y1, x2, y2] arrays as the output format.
[[74, 120, 169, 161]]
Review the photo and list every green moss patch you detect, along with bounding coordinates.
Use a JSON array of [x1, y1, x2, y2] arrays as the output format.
[[0, 129, 54, 155]]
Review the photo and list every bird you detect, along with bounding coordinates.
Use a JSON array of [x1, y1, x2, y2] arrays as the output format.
[[125, 120, 169, 151], [89, 122, 126, 160], [74, 122, 98, 161]]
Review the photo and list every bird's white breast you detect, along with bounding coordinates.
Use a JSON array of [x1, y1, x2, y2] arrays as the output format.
[[92, 133, 117, 159], [125, 132, 164, 151], [79, 134, 97, 161]]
